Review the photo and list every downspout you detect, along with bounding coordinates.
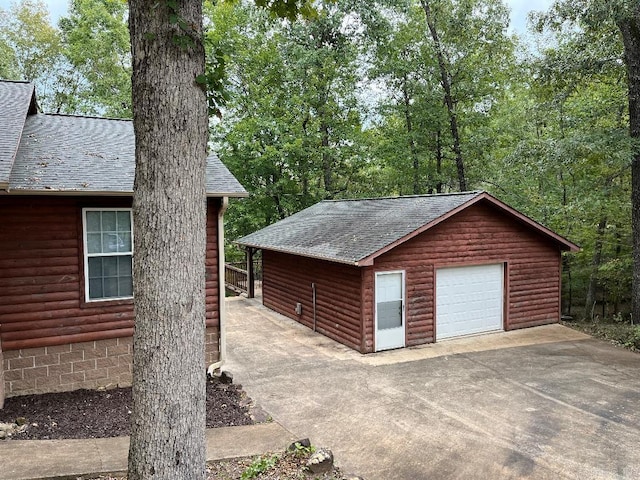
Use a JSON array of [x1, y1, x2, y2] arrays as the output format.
[[312, 282, 317, 332], [207, 196, 229, 375]]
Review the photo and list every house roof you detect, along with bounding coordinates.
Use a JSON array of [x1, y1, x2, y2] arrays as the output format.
[[0, 79, 247, 197], [0, 80, 36, 190], [237, 191, 580, 266]]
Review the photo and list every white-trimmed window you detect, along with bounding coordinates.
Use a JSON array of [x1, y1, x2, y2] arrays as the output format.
[[82, 208, 133, 302]]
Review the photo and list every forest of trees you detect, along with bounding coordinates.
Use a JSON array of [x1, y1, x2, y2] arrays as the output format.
[[1, 0, 635, 320]]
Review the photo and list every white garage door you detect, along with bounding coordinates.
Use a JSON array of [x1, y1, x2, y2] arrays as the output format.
[[436, 264, 504, 340]]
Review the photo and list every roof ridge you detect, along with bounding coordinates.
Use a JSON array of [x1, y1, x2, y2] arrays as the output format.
[[321, 191, 483, 203], [43, 112, 132, 122], [0, 79, 33, 85]]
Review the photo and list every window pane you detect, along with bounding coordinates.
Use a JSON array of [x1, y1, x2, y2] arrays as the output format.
[[86, 211, 101, 232], [378, 301, 403, 330], [87, 233, 102, 254], [117, 211, 131, 232], [89, 278, 103, 299], [118, 256, 132, 276], [103, 256, 118, 277], [103, 233, 122, 253], [104, 277, 118, 297], [88, 257, 103, 278], [118, 276, 133, 297], [118, 232, 132, 252], [102, 211, 117, 231]]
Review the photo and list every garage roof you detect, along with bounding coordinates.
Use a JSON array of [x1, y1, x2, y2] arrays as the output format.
[[0, 79, 247, 197], [237, 191, 580, 266]]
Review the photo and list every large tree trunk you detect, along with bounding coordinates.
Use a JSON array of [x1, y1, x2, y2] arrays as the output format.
[[420, 0, 467, 192], [618, 7, 640, 325], [128, 0, 208, 478]]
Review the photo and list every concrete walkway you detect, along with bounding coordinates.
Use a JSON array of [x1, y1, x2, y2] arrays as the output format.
[[225, 296, 640, 480], [0, 422, 294, 480]]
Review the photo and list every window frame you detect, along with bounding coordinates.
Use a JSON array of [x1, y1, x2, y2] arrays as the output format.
[[82, 207, 134, 303]]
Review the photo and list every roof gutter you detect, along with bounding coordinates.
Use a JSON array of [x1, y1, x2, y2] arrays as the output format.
[[235, 242, 361, 267], [0, 189, 248, 198]]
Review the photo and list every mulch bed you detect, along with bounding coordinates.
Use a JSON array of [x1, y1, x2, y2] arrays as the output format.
[[0, 376, 254, 440]]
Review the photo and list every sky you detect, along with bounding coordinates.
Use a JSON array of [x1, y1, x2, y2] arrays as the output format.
[[0, 0, 554, 35]]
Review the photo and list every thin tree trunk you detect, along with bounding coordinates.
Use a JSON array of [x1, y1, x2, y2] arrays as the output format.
[[420, 0, 467, 191], [563, 255, 572, 317], [585, 216, 607, 320], [435, 130, 443, 193], [401, 73, 420, 195], [618, 8, 640, 325], [128, 1, 207, 478], [614, 231, 622, 314], [321, 120, 333, 197]]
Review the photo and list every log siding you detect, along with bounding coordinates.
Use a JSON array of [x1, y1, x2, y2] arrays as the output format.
[[1, 196, 222, 396], [262, 251, 363, 351], [362, 202, 561, 352]]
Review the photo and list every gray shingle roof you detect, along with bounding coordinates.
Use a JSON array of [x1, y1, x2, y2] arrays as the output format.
[[0, 80, 246, 196], [239, 192, 581, 264], [237, 192, 485, 265], [0, 80, 35, 189]]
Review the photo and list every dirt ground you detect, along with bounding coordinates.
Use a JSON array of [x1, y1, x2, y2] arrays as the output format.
[[0, 375, 252, 440], [0, 377, 349, 479]]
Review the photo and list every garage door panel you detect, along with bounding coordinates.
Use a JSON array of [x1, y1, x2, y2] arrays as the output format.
[[436, 264, 504, 340]]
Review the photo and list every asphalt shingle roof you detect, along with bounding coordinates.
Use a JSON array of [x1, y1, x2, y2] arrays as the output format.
[[0, 80, 34, 189], [0, 80, 246, 196], [237, 192, 484, 265]]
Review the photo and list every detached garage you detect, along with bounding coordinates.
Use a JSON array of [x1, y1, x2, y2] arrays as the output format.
[[237, 191, 579, 353]]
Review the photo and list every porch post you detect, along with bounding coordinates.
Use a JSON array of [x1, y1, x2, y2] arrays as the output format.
[[247, 247, 255, 299]]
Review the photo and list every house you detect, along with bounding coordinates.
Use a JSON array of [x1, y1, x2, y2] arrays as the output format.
[[0, 80, 247, 405], [237, 192, 579, 353]]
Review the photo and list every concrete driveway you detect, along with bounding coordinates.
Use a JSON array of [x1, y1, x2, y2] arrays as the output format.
[[225, 297, 640, 479]]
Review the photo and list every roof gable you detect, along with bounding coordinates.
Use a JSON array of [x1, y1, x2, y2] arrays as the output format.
[[237, 192, 579, 266], [0, 80, 36, 189], [0, 80, 246, 197]]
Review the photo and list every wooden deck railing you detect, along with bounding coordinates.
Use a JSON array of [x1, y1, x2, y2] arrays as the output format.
[[225, 264, 248, 295]]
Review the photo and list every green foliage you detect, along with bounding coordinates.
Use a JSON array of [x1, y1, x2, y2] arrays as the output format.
[[564, 320, 640, 351], [211, 0, 369, 241], [290, 441, 315, 457], [626, 326, 640, 349], [59, 0, 132, 117], [0, 0, 66, 110], [240, 454, 279, 479]]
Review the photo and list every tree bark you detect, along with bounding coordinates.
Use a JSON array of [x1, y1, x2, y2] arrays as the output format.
[[321, 119, 333, 196], [585, 216, 607, 320], [617, 7, 640, 325], [420, 0, 467, 191], [401, 73, 420, 194], [435, 130, 443, 193], [128, 0, 208, 478]]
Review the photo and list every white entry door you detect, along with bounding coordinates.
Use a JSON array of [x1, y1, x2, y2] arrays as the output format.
[[375, 271, 405, 351], [436, 264, 504, 340]]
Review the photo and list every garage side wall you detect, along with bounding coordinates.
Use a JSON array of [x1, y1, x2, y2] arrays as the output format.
[[1, 196, 221, 398], [262, 251, 364, 351], [362, 202, 561, 352]]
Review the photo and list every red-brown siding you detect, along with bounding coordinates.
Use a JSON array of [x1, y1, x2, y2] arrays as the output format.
[[362, 201, 561, 352], [262, 251, 363, 351], [0, 196, 221, 352]]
